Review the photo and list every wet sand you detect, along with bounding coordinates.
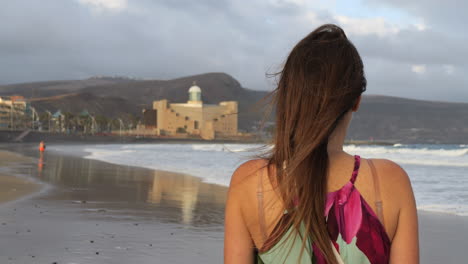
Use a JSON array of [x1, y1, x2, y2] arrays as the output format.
[[0, 174, 41, 204], [419, 211, 468, 263], [0, 144, 466, 263], [0, 145, 226, 264], [0, 150, 41, 204]]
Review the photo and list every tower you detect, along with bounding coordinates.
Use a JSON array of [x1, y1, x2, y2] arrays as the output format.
[[187, 81, 202, 105]]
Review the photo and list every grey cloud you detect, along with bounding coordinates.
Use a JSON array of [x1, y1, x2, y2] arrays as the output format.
[[0, 0, 466, 102], [352, 29, 468, 67], [363, 0, 465, 30], [363, 57, 468, 102]]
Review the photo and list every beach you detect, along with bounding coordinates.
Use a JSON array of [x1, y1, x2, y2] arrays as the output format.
[[419, 211, 468, 263], [0, 150, 41, 204], [0, 145, 226, 264], [0, 143, 466, 263]]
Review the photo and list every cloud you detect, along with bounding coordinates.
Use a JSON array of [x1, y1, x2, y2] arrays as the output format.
[[414, 21, 427, 31], [0, 0, 467, 103], [363, 0, 467, 31], [77, 0, 127, 11], [334, 15, 400, 37], [411, 64, 426, 74], [363, 58, 468, 102], [443, 65, 455, 75]]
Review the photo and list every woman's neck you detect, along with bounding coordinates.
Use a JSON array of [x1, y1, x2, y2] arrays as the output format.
[[327, 112, 352, 155]]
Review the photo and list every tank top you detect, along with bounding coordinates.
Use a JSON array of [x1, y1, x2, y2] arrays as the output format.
[[256, 155, 391, 263]]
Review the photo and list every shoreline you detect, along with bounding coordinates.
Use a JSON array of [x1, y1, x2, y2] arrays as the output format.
[[2, 146, 466, 220], [13, 142, 468, 217], [6, 130, 466, 145], [3, 143, 466, 218]]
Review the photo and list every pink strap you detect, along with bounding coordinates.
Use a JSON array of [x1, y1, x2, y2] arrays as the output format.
[[350, 155, 361, 184]]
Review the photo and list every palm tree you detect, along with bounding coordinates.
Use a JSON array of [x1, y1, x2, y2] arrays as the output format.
[[63, 112, 75, 133], [95, 115, 109, 133]]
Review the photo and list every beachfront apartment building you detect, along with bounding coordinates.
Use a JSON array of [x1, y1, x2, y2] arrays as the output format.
[[147, 82, 238, 140], [0, 96, 28, 129]]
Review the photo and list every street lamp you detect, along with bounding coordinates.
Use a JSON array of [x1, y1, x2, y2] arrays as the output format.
[[31, 107, 37, 131], [107, 120, 112, 133], [118, 118, 124, 137], [90, 115, 97, 135], [9, 103, 13, 131]]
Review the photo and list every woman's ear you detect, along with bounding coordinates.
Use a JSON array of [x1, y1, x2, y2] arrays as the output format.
[[352, 96, 362, 112]]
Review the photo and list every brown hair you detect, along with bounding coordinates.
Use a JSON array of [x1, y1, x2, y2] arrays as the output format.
[[265, 24, 366, 263]]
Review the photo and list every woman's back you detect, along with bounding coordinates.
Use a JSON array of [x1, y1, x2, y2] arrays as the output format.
[[257, 154, 390, 263], [224, 24, 418, 264], [225, 153, 418, 263]]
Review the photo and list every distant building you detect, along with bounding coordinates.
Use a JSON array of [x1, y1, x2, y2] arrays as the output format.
[[51, 110, 65, 132], [148, 82, 238, 139], [0, 96, 28, 129]]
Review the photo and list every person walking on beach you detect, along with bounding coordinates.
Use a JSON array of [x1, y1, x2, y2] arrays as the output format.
[[224, 24, 419, 263], [39, 141, 46, 152]]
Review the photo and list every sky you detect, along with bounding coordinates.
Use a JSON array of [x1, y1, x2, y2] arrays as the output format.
[[1, 0, 467, 102]]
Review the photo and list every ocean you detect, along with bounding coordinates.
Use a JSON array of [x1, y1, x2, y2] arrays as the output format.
[[49, 143, 468, 216]]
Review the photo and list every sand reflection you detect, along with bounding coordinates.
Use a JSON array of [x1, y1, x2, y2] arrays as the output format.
[[19, 149, 227, 226], [148, 171, 200, 224]]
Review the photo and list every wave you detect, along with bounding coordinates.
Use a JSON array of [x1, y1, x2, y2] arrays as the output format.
[[189, 143, 468, 159], [393, 159, 468, 167], [418, 204, 468, 216], [190, 143, 269, 153], [345, 145, 468, 157]]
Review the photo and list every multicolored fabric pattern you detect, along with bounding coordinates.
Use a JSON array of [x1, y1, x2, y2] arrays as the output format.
[[257, 155, 391, 264]]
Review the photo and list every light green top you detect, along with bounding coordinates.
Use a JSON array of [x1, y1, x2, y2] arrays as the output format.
[[257, 225, 371, 264]]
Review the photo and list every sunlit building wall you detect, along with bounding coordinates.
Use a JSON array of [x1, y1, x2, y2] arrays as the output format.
[[151, 82, 238, 140]]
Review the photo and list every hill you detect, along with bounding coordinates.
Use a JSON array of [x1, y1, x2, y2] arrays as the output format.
[[349, 95, 468, 143], [1, 73, 467, 143], [0, 77, 136, 98], [0, 73, 268, 131]]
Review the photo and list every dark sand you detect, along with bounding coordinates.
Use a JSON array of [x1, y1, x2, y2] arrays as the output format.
[[0, 143, 466, 263]]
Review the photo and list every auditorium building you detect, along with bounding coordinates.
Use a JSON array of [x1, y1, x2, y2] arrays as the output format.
[[144, 82, 238, 140]]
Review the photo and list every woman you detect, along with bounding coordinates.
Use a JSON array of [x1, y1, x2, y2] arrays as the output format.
[[224, 24, 419, 263]]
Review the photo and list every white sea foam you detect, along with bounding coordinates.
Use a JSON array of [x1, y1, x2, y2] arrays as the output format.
[[50, 143, 468, 216], [417, 204, 468, 216], [344, 145, 468, 167]]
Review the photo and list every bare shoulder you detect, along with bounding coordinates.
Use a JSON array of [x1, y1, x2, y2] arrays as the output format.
[[226, 159, 269, 222], [370, 159, 410, 183], [229, 159, 268, 190], [369, 158, 414, 201]]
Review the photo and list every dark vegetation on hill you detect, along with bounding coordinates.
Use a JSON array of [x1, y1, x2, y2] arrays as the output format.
[[1, 72, 467, 143]]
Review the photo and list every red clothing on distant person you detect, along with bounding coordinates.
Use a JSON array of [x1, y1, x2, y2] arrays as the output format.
[[39, 142, 46, 152]]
